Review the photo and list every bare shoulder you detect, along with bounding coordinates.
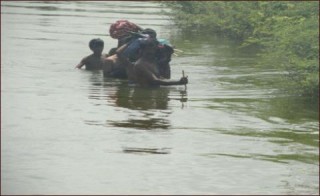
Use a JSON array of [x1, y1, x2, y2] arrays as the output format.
[[103, 53, 110, 58], [82, 54, 93, 62]]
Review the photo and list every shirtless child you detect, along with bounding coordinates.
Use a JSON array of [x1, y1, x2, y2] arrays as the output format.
[[75, 38, 108, 70]]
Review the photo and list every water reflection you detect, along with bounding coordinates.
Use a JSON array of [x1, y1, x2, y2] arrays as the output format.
[[178, 88, 188, 109], [224, 129, 319, 148], [85, 71, 189, 130], [203, 152, 318, 165], [86, 70, 105, 101], [107, 85, 172, 130]]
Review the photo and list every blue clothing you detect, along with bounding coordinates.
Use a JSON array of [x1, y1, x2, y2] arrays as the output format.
[[122, 34, 151, 61], [122, 38, 141, 58]]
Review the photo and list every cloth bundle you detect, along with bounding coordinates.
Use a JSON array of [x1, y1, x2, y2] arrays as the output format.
[[109, 20, 141, 39]]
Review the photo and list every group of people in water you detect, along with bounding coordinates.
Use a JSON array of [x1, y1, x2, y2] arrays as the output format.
[[75, 20, 188, 87]]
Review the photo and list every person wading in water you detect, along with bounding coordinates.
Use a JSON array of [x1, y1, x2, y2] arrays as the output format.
[[132, 38, 188, 87]]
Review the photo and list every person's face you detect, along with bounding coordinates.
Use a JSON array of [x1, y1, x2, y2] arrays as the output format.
[[92, 45, 103, 54]]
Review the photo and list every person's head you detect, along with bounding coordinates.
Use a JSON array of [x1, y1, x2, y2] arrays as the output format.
[[157, 44, 174, 65], [141, 28, 157, 39], [89, 38, 104, 54], [140, 39, 159, 57]]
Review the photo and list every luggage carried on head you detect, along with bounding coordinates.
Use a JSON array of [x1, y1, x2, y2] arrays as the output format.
[[109, 20, 142, 39]]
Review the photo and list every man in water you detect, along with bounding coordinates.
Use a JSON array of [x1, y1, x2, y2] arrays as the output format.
[[102, 29, 157, 79], [114, 29, 174, 82], [133, 38, 188, 87], [75, 38, 108, 70], [121, 28, 158, 63]]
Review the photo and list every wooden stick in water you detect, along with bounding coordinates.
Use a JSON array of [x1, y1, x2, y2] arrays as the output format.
[[174, 48, 184, 53], [182, 70, 187, 89]]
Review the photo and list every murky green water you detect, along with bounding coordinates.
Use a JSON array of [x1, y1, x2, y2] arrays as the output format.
[[1, 1, 319, 194]]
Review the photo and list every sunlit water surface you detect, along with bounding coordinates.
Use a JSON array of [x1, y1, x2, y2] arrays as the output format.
[[1, 1, 319, 194]]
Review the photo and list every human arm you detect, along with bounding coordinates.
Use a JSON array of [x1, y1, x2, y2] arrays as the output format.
[[75, 61, 84, 69], [116, 43, 130, 56], [115, 43, 134, 68], [135, 64, 187, 86], [153, 76, 188, 86], [75, 57, 87, 69]]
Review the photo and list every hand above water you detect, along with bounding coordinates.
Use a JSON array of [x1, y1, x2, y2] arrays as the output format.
[[179, 76, 188, 85]]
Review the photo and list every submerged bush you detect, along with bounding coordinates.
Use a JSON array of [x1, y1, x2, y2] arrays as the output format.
[[164, 1, 319, 99]]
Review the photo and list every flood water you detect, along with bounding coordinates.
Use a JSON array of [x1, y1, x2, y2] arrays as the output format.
[[1, 1, 319, 195]]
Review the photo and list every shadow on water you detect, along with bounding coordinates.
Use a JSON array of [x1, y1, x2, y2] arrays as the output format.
[[122, 147, 171, 155]]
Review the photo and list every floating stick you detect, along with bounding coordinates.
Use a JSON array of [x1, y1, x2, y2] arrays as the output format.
[[174, 48, 184, 53]]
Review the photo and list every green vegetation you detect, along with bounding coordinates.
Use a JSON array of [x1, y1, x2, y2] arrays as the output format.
[[164, 1, 319, 98]]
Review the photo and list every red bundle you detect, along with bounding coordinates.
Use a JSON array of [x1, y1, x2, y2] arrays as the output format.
[[109, 20, 141, 39]]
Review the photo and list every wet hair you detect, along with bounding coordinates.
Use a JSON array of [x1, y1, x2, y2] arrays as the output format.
[[141, 28, 157, 38], [89, 38, 104, 50]]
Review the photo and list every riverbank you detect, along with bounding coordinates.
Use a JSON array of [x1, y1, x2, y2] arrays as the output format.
[[163, 1, 319, 100]]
